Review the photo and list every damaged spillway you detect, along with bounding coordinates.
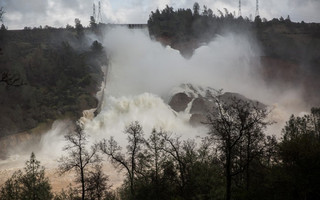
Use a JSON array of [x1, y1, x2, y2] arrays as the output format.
[[0, 27, 304, 191]]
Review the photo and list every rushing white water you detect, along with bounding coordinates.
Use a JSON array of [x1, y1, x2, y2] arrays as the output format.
[[84, 93, 206, 145], [83, 27, 303, 141]]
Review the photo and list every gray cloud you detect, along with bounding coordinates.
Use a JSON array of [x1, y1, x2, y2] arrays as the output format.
[[0, 0, 319, 29]]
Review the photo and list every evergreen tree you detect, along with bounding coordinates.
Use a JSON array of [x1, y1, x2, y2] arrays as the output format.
[[74, 18, 84, 37], [277, 108, 320, 200], [0, 171, 23, 200], [0, 24, 6, 31], [193, 2, 200, 16], [0, 153, 53, 200], [90, 16, 97, 29]]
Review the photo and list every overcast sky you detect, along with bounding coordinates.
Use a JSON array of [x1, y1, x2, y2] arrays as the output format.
[[1, 0, 320, 30]]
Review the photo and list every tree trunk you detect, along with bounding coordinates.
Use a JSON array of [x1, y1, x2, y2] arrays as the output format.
[[226, 170, 232, 200], [226, 148, 232, 200], [80, 145, 85, 200], [81, 167, 85, 200], [130, 175, 135, 200], [246, 134, 251, 194]]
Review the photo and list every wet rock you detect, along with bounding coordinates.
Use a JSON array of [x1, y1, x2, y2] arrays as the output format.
[[190, 98, 215, 114], [190, 114, 208, 126], [168, 85, 266, 127], [219, 92, 266, 108], [169, 93, 192, 112]]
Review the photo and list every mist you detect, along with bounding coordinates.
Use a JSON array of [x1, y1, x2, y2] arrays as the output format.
[[83, 27, 263, 146], [102, 28, 262, 99], [100, 27, 305, 107], [101, 27, 307, 115]]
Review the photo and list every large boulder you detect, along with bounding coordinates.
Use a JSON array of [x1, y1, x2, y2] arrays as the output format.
[[219, 92, 266, 108], [190, 114, 208, 126], [168, 93, 192, 112], [168, 84, 266, 127], [190, 97, 215, 114]]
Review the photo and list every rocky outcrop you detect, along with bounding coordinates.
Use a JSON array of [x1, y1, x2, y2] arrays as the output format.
[[219, 92, 265, 108], [169, 85, 217, 126], [168, 93, 192, 112], [190, 98, 215, 114], [190, 114, 208, 126], [169, 84, 266, 126]]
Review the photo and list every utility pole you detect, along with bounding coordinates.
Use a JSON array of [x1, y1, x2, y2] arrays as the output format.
[[97, 1, 103, 23], [255, 0, 259, 17], [93, 3, 96, 20], [238, 0, 242, 17]]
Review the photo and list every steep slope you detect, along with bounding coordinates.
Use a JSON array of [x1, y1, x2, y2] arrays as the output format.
[[0, 28, 106, 139]]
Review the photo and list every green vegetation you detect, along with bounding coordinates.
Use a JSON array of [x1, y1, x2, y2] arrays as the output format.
[[0, 26, 107, 137], [0, 104, 320, 200], [206, 97, 270, 200], [275, 108, 320, 200], [103, 106, 320, 200], [96, 105, 319, 200], [0, 153, 53, 200], [148, 3, 251, 49]]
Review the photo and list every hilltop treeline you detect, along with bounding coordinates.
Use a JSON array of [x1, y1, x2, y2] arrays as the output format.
[[148, 2, 320, 41], [1, 98, 320, 200], [0, 23, 107, 137], [148, 3, 252, 44], [148, 3, 320, 57]]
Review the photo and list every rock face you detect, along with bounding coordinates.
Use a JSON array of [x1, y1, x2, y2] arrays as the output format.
[[168, 93, 192, 112], [220, 92, 266, 109], [169, 84, 218, 126], [189, 98, 216, 125], [189, 114, 208, 126], [190, 98, 215, 114], [168, 84, 266, 126]]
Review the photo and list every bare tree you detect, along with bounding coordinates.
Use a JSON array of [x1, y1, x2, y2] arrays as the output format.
[[159, 132, 188, 196], [206, 96, 269, 200], [58, 122, 100, 200], [100, 121, 144, 199], [144, 129, 165, 187], [131, 129, 168, 200]]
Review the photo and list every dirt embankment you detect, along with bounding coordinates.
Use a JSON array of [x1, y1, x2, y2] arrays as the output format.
[[0, 122, 54, 159]]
